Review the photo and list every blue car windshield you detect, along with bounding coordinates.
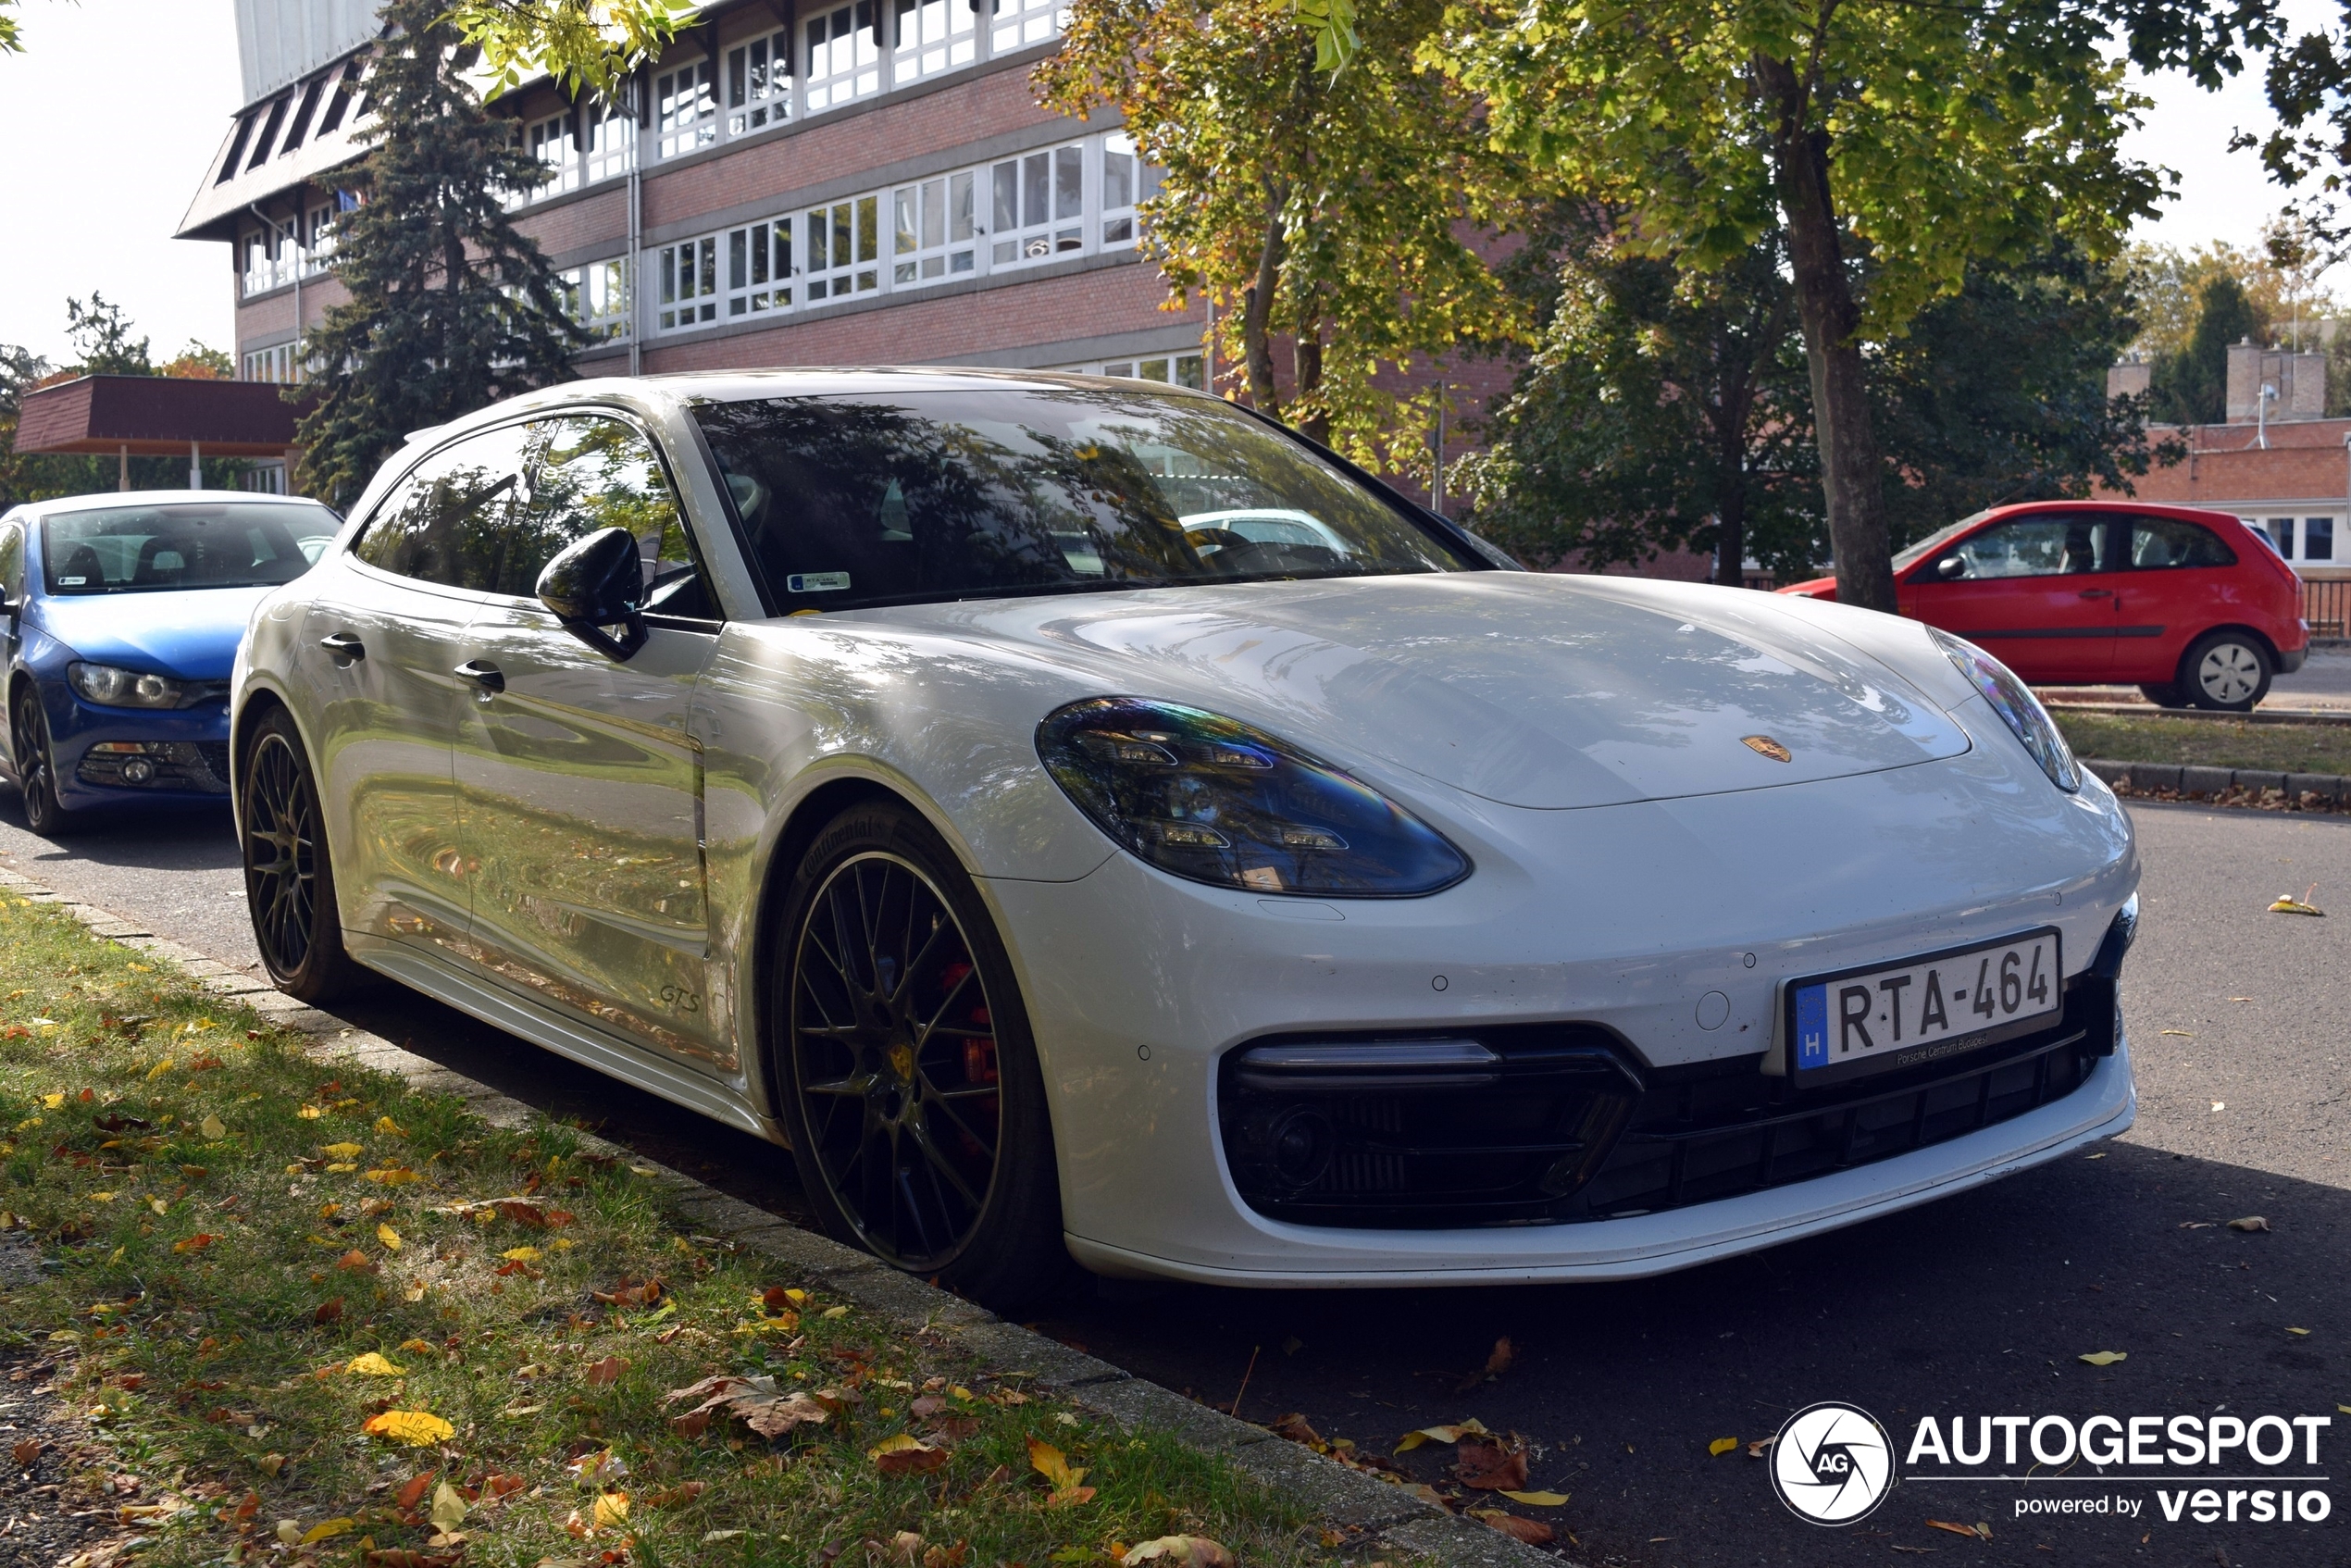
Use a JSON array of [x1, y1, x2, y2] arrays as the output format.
[[43, 503, 341, 594], [691, 386, 1475, 612]]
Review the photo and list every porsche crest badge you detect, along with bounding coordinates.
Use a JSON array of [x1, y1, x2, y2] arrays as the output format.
[[1741, 735, 1793, 763]]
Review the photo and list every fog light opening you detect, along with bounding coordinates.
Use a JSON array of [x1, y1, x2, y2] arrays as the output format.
[[120, 757, 155, 784], [1269, 1107, 1334, 1188]]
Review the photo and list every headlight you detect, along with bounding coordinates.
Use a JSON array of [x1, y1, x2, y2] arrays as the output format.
[[1037, 697, 1471, 896], [67, 662, 189, 709], [1930, 629, 2080, 791]]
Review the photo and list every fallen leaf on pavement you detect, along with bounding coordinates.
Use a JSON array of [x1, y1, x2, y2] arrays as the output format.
[[871, 1434, 949, 1474], [2269, 887, 2323, 915], [1709, 1437, 1739, 1456], [1270, 1412, 1323, 1446], [1468, 1510, 1554, 1546], [1121, 1537, 1236, 1566], [1747, 1437, 1776, 1459], [2078, 1351, 2127, 1366], [1456, 1438, 1530, 1491], [12, 1439, 41, 1465], [1394, 1418, 1490, 1453], [1926, 1519, 1992, 1540], [2287, 1327, 2311, 1337], [1499, 1489, 1570, 1506], [2228, 1216, 2271, 1232]]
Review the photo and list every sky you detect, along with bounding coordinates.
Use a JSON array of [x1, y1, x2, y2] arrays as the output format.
[[0, 0, 2345, 368]]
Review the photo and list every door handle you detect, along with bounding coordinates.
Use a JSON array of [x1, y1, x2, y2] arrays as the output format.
[[454, 659, 505, 694], [318, 631, 366, 663], [2076, 589, 2114, 599]]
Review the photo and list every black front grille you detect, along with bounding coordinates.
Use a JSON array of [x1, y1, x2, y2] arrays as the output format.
[[1216, 974, 2118, 1230], [195, 742, 232, 786], [75, 741, 231, 795]]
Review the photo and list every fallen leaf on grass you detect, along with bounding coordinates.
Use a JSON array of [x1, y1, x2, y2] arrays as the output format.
[[1708, 1437, 1739, 1456], [323, 1143, 364, 1160], [2078, 1351, 2127, 1367], [872, 1434, 950, 1474], [364, 1551, 459, 1568], [199, 1115, 227, 1140], [315, 1298, 343, 1325], [1456, 1437, 1530, 1491], [171, 1233, 218, 1254], [664, 1374, 832, 1438], [362, 1411, 454, 1446], [1027, 1436, 1095, 1505], [592, 1276, 663, 1307], [393, 1475, 433, 1512], [367, 1166, 423, 1186], [429, 1480, 468, 1533], [1468, 1510, 1555, 1547], [2229, 1216, 2271, 1232], [1122, 1537, 1236, 1567], [564, 1450, 630, 1485], [584, 1355, 626, 1387], [336, 1250, 377, 1274], [592, 1490, 628, 1529], [377, 1223, 403, 1251], [301, 1517, 357, 1543], [345, 1352, 406, 1377], [642, 1481, 708, 1509]]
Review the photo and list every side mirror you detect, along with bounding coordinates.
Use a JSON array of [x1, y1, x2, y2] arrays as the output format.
[[1934, 554, 1967, 580], [537, 526, 647, 661]]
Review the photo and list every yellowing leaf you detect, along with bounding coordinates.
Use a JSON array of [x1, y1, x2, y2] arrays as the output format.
[[324, 1163, 358, 1174], [345, 1352, 407, 1376], [146, 1058, 175, 1080], [89, 1191, 117, 1203], [1708, 1437, 1738, 1456], [822, 1305, 850, 1319], [501, 1246, 541, 1263], [2286, 1327, 2311, 1337], [297, 1106, 323, 1120], [1499, 1489, 1571, 1506], [199, 1114, 227, 1140], [2078, 1350, 2127, 1366], [378, 1116, 407, 1138], [322, 1143, 364, 1160], [377, 1223, 403, 1251], [399, 1338, 435, 1353], [300, 1518, 356, 1544], [1394, 1418, 1490, 1453], [366, 1167, 423, 1186], [42, 1093, 64, 1110], [592, 1491, 629, 1529], [429, 1480, 469, 1532], [149, 1198, 169, 1215], [362, 1410, 454, 1446]]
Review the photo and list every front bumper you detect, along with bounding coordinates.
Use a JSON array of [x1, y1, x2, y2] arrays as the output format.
[[42, 680, 232, 808]]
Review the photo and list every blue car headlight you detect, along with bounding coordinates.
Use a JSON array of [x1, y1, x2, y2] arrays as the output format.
[[1931, 629, 2080, 792], [68, 662, 190, 710], [1036, 697, 1471, 897]]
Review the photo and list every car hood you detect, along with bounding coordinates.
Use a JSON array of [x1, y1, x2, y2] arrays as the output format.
[[32, 587, 270, 679], [916, 573, 1972, 810]]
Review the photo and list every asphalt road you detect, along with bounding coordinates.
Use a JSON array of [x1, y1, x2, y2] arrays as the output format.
[[0, 794, 2344, 1566]]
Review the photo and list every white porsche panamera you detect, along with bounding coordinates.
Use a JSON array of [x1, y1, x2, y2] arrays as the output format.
[[230, 369, 2139, 1306]]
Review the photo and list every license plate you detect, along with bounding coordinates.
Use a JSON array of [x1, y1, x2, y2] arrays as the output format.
[[1786, 929, 2061, 1086]]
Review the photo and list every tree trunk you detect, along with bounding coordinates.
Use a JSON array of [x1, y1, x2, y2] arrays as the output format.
[[1753, 52, 1897, 613], [1293, 320, 1326, 443], [1241, 186, 1287, 417]]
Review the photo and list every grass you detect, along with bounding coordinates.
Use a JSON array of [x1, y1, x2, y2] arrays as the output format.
[[2052, 712, 2351, 776], [0, 894, 1353, 1568]]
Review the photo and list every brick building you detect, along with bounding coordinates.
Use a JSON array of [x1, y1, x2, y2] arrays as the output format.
[[175, 0, 1216, 492]]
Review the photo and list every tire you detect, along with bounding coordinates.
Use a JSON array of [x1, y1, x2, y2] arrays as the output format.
[[770, 802, 1068, 1309], [2137, 683, 2184, 709], [9, 681, 74, 837], [240, 706, 371, 1003], [2180, 631, 2272, 712]]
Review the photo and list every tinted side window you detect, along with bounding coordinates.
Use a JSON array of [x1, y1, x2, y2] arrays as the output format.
[[352, 427, 529, 591], [511, 415, 715, 619], [1948, 516, 2115, 579], [2130, 516, 2237, 570], [0, 524, 21, 602]]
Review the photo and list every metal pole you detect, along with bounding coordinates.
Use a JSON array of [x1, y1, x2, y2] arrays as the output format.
[[627, 81, 643, 379], [118, 445, 129, 492], [189, 441, 203, 491]]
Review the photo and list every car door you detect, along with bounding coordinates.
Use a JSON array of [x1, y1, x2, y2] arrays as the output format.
[[450, 412, 731, 1074], [309, 427, 524, 951], [1901, 513, 2127, 682], [2116, 514, 2240, 683]]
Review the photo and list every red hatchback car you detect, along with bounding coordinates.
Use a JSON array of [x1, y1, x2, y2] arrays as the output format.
[[1778, 501, 2309, 710]]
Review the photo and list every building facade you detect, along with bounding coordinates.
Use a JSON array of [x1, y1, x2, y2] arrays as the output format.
[[176, 1, 1212, 492]]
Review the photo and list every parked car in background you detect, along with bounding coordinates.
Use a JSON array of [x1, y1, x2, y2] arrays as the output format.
[[0, 492, 342, 834], [1777, 501, 2307, 711]]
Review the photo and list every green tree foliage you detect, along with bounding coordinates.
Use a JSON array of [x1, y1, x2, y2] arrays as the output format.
[[2146, 274, 2265, 425], [1465, 223, 2170, 585], [1035, 0, 1529, 463], [445, 0, 690, 99], [1430, 0, 2248, 613], [295, 0, 583, 506]]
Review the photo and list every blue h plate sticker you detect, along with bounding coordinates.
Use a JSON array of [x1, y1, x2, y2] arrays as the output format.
[[1795, 984, 1829, 1070]]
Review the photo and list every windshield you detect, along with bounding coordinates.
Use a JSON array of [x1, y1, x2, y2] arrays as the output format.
[[43, 502, 341, 595], [692, 386, 1474, 612], [1891, 510, 1995, 573]]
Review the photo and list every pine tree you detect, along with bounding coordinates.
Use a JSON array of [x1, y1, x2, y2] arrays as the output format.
[[296, 0, 582, 506]]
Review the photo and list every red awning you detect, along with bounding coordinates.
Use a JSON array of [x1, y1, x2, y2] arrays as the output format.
[[13, 375, 301, 458]]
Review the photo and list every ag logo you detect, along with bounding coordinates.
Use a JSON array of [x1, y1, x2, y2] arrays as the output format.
[[1767, 1401, 1895, 1524]]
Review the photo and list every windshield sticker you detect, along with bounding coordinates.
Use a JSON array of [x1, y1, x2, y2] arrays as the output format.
[[787, 572, 852, 593]]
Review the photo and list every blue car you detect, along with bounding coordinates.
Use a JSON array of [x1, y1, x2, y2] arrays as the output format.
[[1, 491, 342, 834]]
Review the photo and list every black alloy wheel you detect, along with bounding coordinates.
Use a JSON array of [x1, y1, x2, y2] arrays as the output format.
[[240, 708, 369, 1002], [9, 682, 70, 837], [775, 803, 1065, 1306]]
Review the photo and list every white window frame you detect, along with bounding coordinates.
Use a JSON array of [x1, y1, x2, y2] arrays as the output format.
[[1101, 131, 1159, 249], [891, 171, 978, 285], [805, 1, 882, 114], [242, 221, 295, 297], [989, 0, 1065, 54], [584, 98, 636, 184], [989, 143, 1086, 268], [242, 342, 302, 384], [655, 235, 719, 330], [525, 112, 581, 200], [803, 193, 883, 303], [893, 0, 976, 83], [1060, 354, 1207, 390], [655, 57, 718, 159], [725, 218, 796, 319], [562, 259, 633, 342], [727, 29, 792, 135], [301, 197, 341, 276]]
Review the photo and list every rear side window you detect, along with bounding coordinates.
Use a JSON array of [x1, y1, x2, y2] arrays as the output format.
[[2129, 516, 2236, 570], [0, 524, 21, 603], [353, 426, 529, 591]]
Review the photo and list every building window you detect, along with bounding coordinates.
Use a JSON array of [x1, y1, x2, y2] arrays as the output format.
[[246, 95, 290, 171], [989, 0, 1065, 54], [2307, 516, 2335, 562], [894, 0, 975, 81], [243, 342, 302, 384], [728, 31, 791, 135], [1101, 132, 1159, 247], [528, 113, 581, 197], [658, 236, 719, 329], [280, 75, 325, 156], [301, 198, 342, 276], [990, 144, 1084, 266], [316, 56, 364, 139], [726, 218, 795, 317], [806, 2, 881, 113], [805, 195, 882, 301], [242, 222, 295, 297], [656, 59, 717, 158], [584, 99, 635, 184], [892, 173, 976, 284], [2270, 517, 2295, 559], [1066, 355, 1206, 389], [561, 259, 632, 342]]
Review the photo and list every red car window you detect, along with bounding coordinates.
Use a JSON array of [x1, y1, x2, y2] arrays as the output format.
[[1940, 514, 2117, 579], [2127, 516, 2235, 570]]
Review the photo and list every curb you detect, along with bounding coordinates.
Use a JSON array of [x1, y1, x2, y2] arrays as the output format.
[[0, 864, 1561, 1567], [2082, 756, 2351, 810], [2043, 701, 2351, 728]]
